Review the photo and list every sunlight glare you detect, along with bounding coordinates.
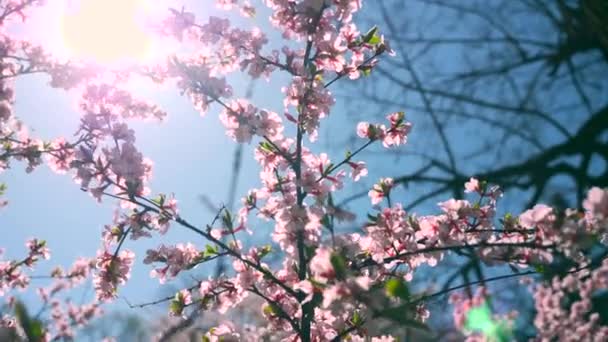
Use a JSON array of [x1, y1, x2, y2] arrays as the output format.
[[60, 0, 154, 64]]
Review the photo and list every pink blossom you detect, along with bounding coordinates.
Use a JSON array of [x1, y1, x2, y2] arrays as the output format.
[[219, 99, 258, 143], [161, 8, 196, 41], [356, 121, 385, 140], [464, 178, 480, 193], [584, 187, 608, 220], [93, 249, 135, 301], [107, 142, 149, 186], [369, 177, 394, 205], [204, 322, 240, 342], [348, 161, 368, 181], [25, 238, 50, 262], [519, 204, 554, 229], [532, 259, 608, 340], [46, 138, 75, 174], [382, 112, 412, 147], [143, 243, 202, 283], [310, 247, 336, 283]]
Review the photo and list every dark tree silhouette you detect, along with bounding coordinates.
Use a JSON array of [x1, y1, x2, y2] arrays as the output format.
[[338, 0, 608, 211]]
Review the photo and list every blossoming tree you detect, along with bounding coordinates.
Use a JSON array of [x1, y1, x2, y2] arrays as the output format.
[[1, 0, 607, 341]]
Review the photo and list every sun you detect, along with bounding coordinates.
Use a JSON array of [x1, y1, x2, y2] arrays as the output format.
[[60, 0, 154, 64]]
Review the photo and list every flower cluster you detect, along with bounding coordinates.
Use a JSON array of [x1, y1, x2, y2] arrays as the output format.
[[144, 243, 207, 283], [1, 242, 101, 340], [93, 249, 135, 301], [357, 111, 413, 148], [532, 258, 608, 341], [219, 99, 283, 143], [0, 239, 49, 296]]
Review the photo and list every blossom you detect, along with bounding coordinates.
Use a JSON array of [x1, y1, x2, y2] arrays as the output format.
[[219, 100, 284, 143], [107, 142, 149, 186], [219, 99, 259, 143], [438, 199, 471, 220], [169, 289, 193, 317], [143, 243, 202, 283], [382, 111, 412, 147], [357, 112, 411, 148], [464, 178, 480, 193], [282, 77, 335, 141], [93, 249, 135, 301], [369, 177, 394, 205], [204, 322, 240, 342], [584, 187, 608, 221], [348, 161, 368, 181], [356, 121, 386, 140], [46, 138, 75, 174], [519, 204, 554, 229], [532, 259, 608, 340], [310, 247, 336, 283], [161, 8, 196, 41], [273, 204, 324, 254], [25, 238, 50, 262]]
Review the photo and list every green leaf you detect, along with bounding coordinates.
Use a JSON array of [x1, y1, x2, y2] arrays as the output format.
[[262, 303, 280, 317], [259, 141, 274, 153], [14, 301, 45, 342], [222, 210, 233, 231], [480, 180, 488, 192], [169, 299, 184, 316], [363, 26, 379, 44], [385, 278, 410, 300], [28, 320, 44, 341], [330, 253, 348, 279], [352, 310, 363, 325], [321, 214, 332, 229], [534, 264, 546, 274], [202, 244, 219, 258], [259, 245, 272, 258], [368, 34, 381, 45], [361, 66, 372, 76], [151, 194, 166, 206]]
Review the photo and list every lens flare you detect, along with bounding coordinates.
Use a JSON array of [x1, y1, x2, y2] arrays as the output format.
[[60, 0, 153, 64], [464, 303, 513, 342]]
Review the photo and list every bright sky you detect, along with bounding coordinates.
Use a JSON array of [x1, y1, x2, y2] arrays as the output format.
[[60, 0, 152, 64]]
